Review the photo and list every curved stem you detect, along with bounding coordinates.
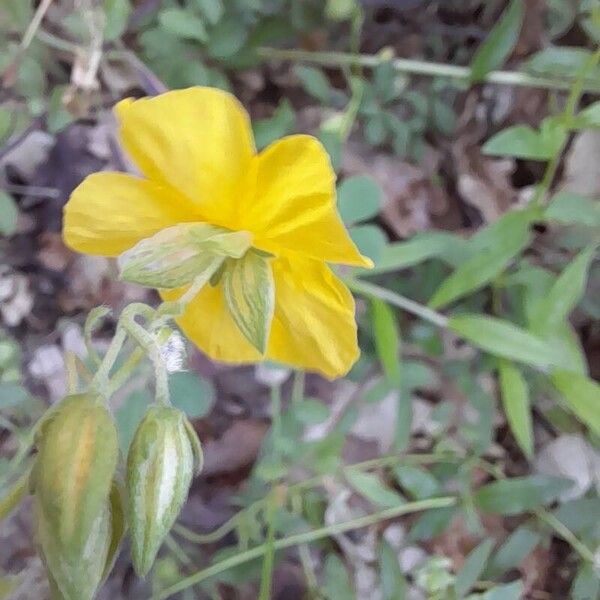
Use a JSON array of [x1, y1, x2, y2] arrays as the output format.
[[155, 496, 457, 599], [120, 306, 170, 405]]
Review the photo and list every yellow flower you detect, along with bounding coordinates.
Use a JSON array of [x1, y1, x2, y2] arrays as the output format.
[[63, 87, 372, 378]]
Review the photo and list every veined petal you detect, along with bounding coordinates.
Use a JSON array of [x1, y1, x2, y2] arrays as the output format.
[[267, 256, 360, 378], [160, 285, 261, 364], [245, 135, 372, 268], [63, 172, 200, 256], [115, 87, 255, 224]]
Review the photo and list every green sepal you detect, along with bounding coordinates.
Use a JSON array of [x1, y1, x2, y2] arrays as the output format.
[[223, 250, 275, 354], [101, 479, 128, 583], [127, 406, 196, 577], [118, 223, 252, 289], [183, 417, 204, 476]]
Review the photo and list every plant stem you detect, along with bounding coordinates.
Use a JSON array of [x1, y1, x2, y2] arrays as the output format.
[[121, 307, 170, 405], [172, 451, 460, 545], [270, 383, 282, 458], [347, 278, 449, 328], [20, 0, 54, 51], [155, 496, 457, 599], [258, 492, 277, 600], [536, 509, 596, 565], [291, 371, 305, 407], [91, 327, 128, 397], [531, 46, 600, 208], [258, 47, 600, 93]]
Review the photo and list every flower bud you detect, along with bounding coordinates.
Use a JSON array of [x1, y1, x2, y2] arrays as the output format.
[[127, 406, 202, 576], [30, 394, 119, 555], [35, 496, 111, 600]]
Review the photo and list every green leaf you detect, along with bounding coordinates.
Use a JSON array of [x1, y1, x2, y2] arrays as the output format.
[[0, 191, 18, 237], [0, 383, 28, 408], [448, 314, 564, 369], [295, 65, 332, 104], [159, 8, 208, 42], [454, 538, 494, 597], [485, 526, 540, 578], [193, 0, 224, 25], [474, 475, 573, 515], [369, 231, 469, 274], [525, 47, 597, 78], [349, 224, 387, 263], [429, 241, 528, 309], [394, 465, 441, 500], [479, 581, 524, 600], [47, 86, 75, 134], [429, 209, 535, 308], [498, 361, 533, 458], [379, 539, 407, 600], [323, 554, 356, 600], [292, 398, 330, 424], [371, 299, 401, 388], [115, 390, 149, 453], [470, 0, 524, 82], [206, 17, 247, 59], [345, 469, 404, 508], [550, 370, 600, 436], [337, 175, 383, 226], [571, 562, 600, 600], [530, 245, 596, 334], [169, 371, 215, 419], [545, 192, 600, 226], [409, 507, 456, 541], [326, 0, 358, 21], [483, 119, 567, 160], [252, 99, 295, 150], [103, 0, 131, 41], [365, 113, 388, 145], [223, 250, 275, 353]]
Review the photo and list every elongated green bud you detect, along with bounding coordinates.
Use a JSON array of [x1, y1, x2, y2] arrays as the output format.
[[35, 496, 111, 600], [127, 406, 202, 576], [36, 480, 126, 600], [30, 394, 119, 554]]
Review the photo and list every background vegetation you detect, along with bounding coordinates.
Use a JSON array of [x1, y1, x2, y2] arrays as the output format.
[[1, 0, 600, 599]]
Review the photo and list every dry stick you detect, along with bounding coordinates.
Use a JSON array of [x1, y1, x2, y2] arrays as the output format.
[[258, 47, 600, 93], [155, 496, 457, 599]]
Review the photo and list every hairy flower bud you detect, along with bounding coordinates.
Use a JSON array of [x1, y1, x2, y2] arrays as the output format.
[[35, 482, 126, 600], [127, 406, 202, 576], [30, 394, 121, 599], [31, 394, 119, 553]]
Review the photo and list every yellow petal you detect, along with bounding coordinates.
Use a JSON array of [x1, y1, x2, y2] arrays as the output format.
[[115, 87, 255, 225], [63, 172, 200, 256], [267, 256, 360, 378], [160, 286, 261, 364], [243, 135, 372, 268], [163, 256, 360, 378]]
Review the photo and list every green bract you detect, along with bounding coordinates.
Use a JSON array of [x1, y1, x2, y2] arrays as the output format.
[[127, 405, 202, 577]]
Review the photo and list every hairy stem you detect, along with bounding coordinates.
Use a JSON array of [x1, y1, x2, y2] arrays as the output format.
[[155, 496, 457, 599], [258, 47, 600, 93]]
